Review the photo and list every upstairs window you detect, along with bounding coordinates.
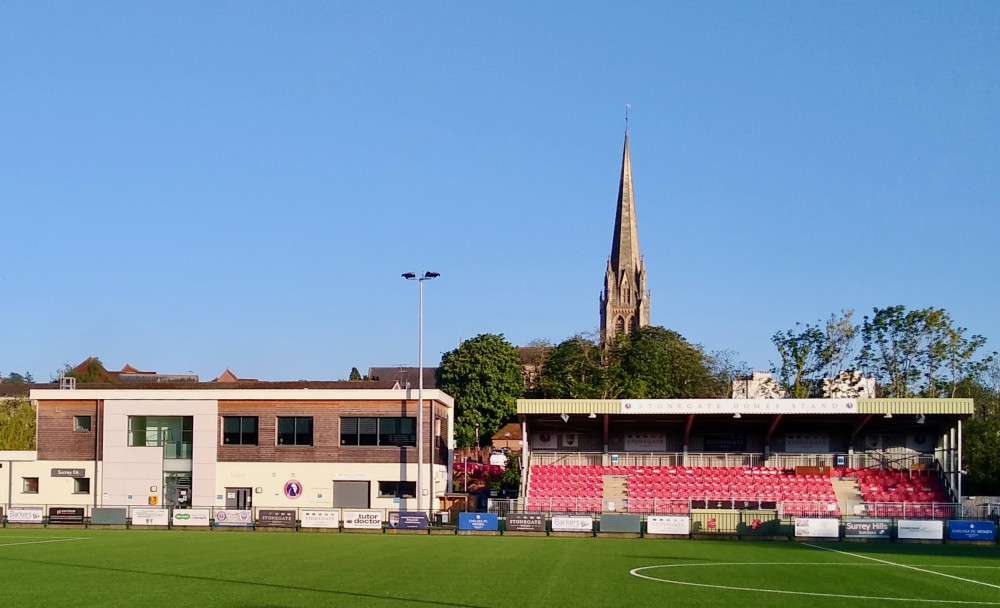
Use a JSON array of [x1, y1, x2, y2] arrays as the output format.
[[277, 417, 313, 446], [222, 416, 258, 445]]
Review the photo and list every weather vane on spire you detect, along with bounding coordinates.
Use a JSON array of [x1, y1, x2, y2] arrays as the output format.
[[625, 103, 630, 132]]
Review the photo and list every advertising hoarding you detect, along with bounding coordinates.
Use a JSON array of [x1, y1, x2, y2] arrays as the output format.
[[948, 520, 996, 541], [214, 509, 253, 527], [300, 509, 340, 529], [343, 510, 383, 529], [458, 512, 499, 531], [551, 515, 593, 532], [844, 519, 891, 539], [387, 512, 428, 530], [8, 507, 44, 523], [505, 513, 546, 532], [646, 515, 691, 535], [131, 508, 170, 526], [172, 509, 211, 527], [794, 518, 839, 538], [258, 509, 297, 528], [48, 507, 85, 525], [897, 519, 943, 540]]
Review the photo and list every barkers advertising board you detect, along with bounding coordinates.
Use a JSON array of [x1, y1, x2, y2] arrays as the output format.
[[551, 515, 593, 532], [7, 507, 43, 523]]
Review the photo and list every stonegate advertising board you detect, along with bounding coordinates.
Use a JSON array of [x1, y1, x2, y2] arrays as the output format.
[[300, 509, 340, 528], [505, 513, 546, 532], [646, 515, 690, 535], [258, 510, 297, 528]]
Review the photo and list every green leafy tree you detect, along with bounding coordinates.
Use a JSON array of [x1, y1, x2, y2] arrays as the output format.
[[1, 371, 34, 384], [705, 350, 751, 398], [612, 326, 717, 398], [771, 310, 856, 397], [962, 416, 1000, 495], [0, 398, 36, 450], [857, 306, 992, 397], [538, 335, 610, 398], [437, 333, 525, 448], [60, 358, 116, 383], [348, 367, 362, 381]]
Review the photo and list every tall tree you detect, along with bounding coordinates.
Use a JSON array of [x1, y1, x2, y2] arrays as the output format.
[[771, 310, 856, 398], [612, 326, 717, 398], [437, 333, 524, 448], [538, 335, 610, 399], [348, 367, 362, 381], [857, 306, 992, 397], [0, 398, 36, 450], [2, 371, 34, 383]]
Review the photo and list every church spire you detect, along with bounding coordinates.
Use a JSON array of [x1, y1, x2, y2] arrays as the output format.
[[601, 128, 650, 346]]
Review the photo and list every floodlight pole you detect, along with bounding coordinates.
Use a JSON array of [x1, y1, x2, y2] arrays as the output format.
[[403, 271, 439, 514]]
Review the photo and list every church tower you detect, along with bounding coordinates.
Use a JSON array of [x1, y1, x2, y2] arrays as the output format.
[[600, 130, 650, 345]]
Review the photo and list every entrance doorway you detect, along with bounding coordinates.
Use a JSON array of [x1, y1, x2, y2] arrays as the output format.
[[225, 487, 253, 510]]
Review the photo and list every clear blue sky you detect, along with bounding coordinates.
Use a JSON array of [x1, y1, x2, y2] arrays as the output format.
[[2, 2, 997, 382]]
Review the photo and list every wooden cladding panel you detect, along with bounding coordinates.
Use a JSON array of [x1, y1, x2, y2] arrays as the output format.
[[216, 399, 439, 464], [37, 400, 101, 461]]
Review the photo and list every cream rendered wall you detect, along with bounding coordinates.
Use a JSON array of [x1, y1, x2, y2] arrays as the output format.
[[102, 399, 218, 508], [1, 459, 94, 508], [214, 462, 451, 510]]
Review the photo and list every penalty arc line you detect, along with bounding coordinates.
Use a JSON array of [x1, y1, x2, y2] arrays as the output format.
[[803, 543, 1000, 591]]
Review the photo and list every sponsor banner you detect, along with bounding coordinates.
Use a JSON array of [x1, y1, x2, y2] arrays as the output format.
[[8, 507, 44, 523], [91, 508, 127, 525], [794, 518, 840, 538], [48, 507, 85, 525], [458, 512, 499, 531], [50, 468, 86, 477], [172, 509, 211, 527], [214, 509, 253, 527], [907, 433, 933, 452], [551, 515, 593, 532], [505, 513, 546, 532], [343, 510, 383, 529], [646, 515, 691, 535], [131, 508, 170, 526], [897, 519, 943, 540], [624, 433, 667, 452], [622, 399, 857, 415], [387, 512, 428, 530], [561, 433, 578, 448], [300, 509, 340, 529], [844, 519, 891, 538], [785, 433, 830, 454], [531, 432, 557, 449], [258, 509, 297, 528], [948, 520, 996, 541], [704, 433, 747, 452]]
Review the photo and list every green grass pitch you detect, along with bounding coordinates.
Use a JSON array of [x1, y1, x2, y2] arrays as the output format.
[[1, 528, 998, 607]]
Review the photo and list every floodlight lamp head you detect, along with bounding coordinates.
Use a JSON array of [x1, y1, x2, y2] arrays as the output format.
[[560, 413, 569, 423], [733, 413, 741, 419], [588, 413, 597, 419], [424, 271, 440, 279], [916, 414, 926, 424], [884, 412, 893, 419], [402, 272, 417, 280]]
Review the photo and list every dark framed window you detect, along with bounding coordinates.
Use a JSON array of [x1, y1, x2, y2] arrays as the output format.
[[223, 416, 258, 445], [74, 478, 91, 494], [277, 417, 313, 446], [378, 481, 416, 498], [74, 415, 92, 432], [341, 417, 416, 447], [22, 477, 39, 494]]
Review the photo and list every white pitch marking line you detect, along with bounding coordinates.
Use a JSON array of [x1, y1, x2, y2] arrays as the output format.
[[0, 537, 88, 548], [630, 564, 1000, 605], [803, 543, 1000, 591]]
